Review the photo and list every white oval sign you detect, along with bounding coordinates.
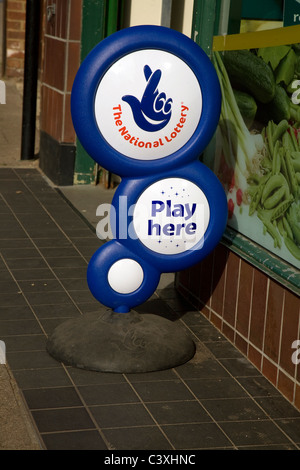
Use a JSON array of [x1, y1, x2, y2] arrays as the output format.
[[133, 178, 210, 254], [95, 50, 202, 160]]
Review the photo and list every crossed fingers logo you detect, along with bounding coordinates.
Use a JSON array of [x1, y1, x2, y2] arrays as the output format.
[[122, 65, 173, 132]]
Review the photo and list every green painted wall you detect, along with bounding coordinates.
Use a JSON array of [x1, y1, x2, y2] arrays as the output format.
[[241, 0, 283, 20]]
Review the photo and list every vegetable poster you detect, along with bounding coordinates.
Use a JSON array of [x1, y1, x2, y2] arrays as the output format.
[[211, 25, 300, 269]]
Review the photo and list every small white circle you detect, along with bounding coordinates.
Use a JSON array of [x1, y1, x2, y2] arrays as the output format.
[[108, 259, 144, 294]]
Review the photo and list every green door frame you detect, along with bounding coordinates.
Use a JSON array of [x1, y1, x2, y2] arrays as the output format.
[[191, 0, 242, 57], [74, 0, 124, 185]]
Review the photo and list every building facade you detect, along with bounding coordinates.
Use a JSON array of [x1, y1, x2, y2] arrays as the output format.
[[1, 0, 299, 411]]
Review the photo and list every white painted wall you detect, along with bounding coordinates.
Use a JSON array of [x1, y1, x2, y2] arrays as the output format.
[[128, 0, 194, 37], [129, 0, 164, 26], [179, 0, 194, 37]]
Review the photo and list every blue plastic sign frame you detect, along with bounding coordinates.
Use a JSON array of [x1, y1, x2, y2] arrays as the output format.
[[87, 161, 227, 312], [110, 162, 227, 273], [71, 25, 227, 313], [71, 25, 221, 176]]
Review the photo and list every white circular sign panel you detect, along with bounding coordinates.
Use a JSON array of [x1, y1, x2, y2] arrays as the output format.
[[133, 178, 210, 254], [108, 259, 144, 294], [95, 50, 202, 160]]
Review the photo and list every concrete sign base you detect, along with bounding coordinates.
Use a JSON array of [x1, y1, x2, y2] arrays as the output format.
[[47, 309, 195, 373]]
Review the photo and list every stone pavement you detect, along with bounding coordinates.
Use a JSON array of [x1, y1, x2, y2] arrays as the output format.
[[0, 78, 44, 450], [0, 78, 39, 167]]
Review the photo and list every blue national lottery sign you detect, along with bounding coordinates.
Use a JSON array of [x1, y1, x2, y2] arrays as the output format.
[[71, 25, 227, 313]]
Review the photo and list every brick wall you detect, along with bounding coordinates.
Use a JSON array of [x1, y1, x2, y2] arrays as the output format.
[[6, 0, 26, 77], [40, 0, 82, 144], [39, 0, 82, 185], [176, 244, 300, 411]]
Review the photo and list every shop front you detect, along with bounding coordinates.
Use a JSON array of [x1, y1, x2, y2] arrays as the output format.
[[177, 1, 300, 411], [14, 0, 299, 409]]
